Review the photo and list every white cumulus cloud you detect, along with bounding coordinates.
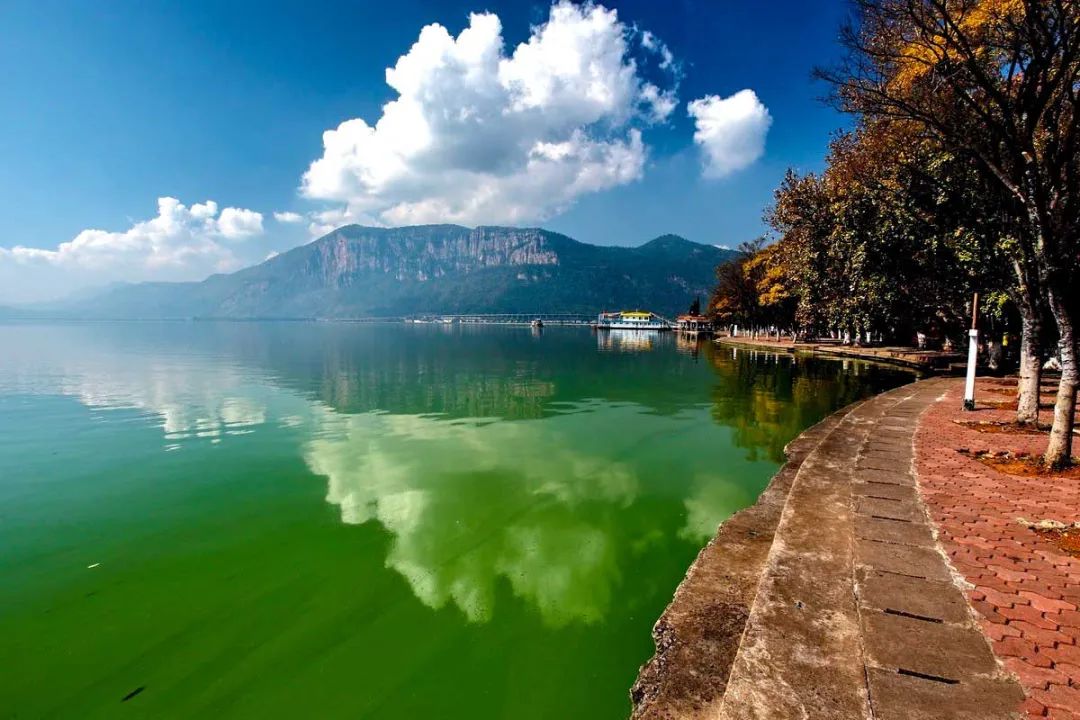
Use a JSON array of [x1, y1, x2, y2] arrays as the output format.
[[217, 207, 264, 239], [640, 30, 675, 72], [273, 211, 304, 224], [300, 1, 678, 227], [688, 90, 771, 179], [0, 197, 265, 300]]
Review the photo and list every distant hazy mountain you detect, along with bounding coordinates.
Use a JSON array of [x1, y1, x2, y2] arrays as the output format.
[[43, 225, 736, 319], [0, 305, 43, 320]]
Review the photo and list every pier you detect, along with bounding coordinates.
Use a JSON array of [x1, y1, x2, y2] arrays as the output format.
[[405, 313, 594, 325], [715, 335, 964, 372]]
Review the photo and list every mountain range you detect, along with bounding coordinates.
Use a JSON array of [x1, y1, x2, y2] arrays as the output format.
[[15, 225, 736, 319]]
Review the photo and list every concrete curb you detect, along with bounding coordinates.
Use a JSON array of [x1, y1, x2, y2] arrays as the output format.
[[631, 379, 1026, 719]]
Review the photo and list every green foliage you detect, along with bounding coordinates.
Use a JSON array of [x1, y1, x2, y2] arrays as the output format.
[[709, 120, 1015, 343]]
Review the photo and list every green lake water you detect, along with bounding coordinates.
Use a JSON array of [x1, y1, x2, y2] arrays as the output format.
[[0, 322, 913, 719]]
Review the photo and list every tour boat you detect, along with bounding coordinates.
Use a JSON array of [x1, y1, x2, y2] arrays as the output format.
[[593, 310, 671, 330]]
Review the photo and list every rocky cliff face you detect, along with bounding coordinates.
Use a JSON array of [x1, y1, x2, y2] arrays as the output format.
[[55, 224, 737, 319], [304, 226, 561, 286]]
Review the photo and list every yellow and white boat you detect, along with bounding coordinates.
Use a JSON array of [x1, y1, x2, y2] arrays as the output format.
[[593, 310, 671, 330]]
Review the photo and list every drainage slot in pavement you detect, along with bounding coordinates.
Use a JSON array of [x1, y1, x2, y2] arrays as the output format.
[[897, 668, 958, 685], [871, 515, 913, 523], [884, 608, 943, 623], [878, 569, 927, 580], [857, 536, 924, 549]]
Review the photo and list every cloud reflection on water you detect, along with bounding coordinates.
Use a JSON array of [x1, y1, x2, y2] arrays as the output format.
[[4, 353, 274, 446], [0, 323, 910, 630], [304, 403, 649, 626]]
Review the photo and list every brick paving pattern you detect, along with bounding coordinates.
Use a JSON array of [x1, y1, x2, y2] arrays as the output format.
[[914, 378, 1080, 718]]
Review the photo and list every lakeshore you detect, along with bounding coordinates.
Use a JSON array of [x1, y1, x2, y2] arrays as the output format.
[[716, 335, 964, 372], [632, 375, 1079, 719]]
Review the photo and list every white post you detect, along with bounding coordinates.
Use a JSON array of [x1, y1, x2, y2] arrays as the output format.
[[963, 328, 978, 411], [963, 292, 979, 411]]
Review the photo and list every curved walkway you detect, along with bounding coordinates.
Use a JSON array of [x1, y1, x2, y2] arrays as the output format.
[[632, 378, 1030, 719]]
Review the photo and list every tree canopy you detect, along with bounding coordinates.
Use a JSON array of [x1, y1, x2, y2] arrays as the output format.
[[709, 0, 1080, 466]]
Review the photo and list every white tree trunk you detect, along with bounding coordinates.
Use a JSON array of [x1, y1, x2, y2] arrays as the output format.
[[1017, 311, 1042, 425], [1044, 284, 1076, 468]]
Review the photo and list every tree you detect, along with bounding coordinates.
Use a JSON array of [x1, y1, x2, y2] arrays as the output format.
[[709, 238, 799, 334], [768, 171, 838, 334], [709, 239, 766, 328], [744, 239, 799, 332], [820, 0, 1080, 466], [767, 122, 1004, 346]]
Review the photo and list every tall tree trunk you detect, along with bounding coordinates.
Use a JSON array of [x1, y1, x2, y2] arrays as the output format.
[[1016, 296, 1042, 425], [1044, 283, 1077, 469], [1012, 259, 1042, 425]]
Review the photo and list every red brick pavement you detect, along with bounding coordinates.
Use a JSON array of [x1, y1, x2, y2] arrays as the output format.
[[914, 378, 1080, 718]]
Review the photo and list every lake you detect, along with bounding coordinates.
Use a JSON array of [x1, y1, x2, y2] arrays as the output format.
[[0, 322, 913, 719]]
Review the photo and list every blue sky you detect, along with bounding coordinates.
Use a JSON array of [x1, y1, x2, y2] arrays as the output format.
[[0, 0, 852, 302]]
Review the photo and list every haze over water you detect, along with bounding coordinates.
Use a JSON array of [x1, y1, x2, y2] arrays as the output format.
[[0, 322, 912, 718]]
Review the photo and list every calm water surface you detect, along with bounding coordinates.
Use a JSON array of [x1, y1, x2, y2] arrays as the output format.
[[0, 323, 913, 719]]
